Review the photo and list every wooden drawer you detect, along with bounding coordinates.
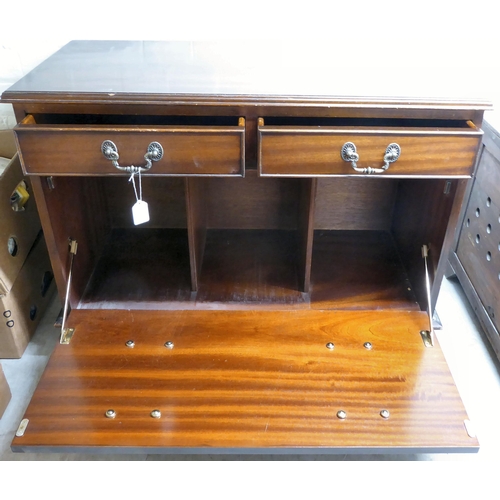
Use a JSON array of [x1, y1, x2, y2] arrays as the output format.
[[258, 118, 482, 177], [14, 115, 245, 176]]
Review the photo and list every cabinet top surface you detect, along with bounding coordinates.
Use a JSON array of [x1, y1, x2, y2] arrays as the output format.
[[1, 41, 492, 110]]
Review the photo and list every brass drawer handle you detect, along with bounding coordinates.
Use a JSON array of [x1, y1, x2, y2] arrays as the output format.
[[341, 142, 401, 174], [101, 140, 164, 173]]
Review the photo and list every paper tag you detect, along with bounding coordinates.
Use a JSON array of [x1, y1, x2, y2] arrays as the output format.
[[132, 200, 150, 225]]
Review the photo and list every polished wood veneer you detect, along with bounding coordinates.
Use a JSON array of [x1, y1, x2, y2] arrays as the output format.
[[259, 123, 481, 177], [16, 115, 245, 176], [11, 309, 477, 453]]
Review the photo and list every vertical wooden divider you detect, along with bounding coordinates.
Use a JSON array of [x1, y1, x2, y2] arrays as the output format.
[[185, 177, 208, 292], [297, 178, 317, 293]]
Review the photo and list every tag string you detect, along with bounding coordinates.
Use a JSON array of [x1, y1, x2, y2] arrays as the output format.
[[129, 169, 143, 202]]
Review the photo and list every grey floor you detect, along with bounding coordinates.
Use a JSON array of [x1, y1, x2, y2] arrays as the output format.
[[1, 275, 500, 461]]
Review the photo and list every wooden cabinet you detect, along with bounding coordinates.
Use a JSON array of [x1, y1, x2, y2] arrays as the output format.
[[1, 41, 491, 455]]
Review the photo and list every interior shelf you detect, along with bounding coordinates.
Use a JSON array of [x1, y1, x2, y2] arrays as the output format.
[[309, 230, 419, 310], [78, 227, 418, 311], [79, 228, 192, 308], [195, 229, 306, 307], [48, 175, 457, 313]]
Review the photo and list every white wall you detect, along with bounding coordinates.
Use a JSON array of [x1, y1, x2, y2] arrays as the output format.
[[1, 1, 499, 129], [0, 41, 69, 128]]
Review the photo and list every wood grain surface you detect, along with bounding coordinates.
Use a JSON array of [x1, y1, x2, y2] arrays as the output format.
[[310, 231, 419, 310], [1, 42, 491, 111], [15, 115, 245, 176], [259, 126, 481, 177], [11, 309, 477, 452]]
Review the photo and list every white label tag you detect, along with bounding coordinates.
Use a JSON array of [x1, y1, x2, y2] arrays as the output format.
[[132, 200, 150, 225]]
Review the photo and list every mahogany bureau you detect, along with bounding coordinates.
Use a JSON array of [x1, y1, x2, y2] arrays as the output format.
[[1, 41, 491, 454]]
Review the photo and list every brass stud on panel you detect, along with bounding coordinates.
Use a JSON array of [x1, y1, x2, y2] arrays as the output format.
[[105, 409, 116, 419], [125, 340, 135, 348], [363, 342, 373, 350], [380, 409, 390, 419], [337, 410, 347, 420], [151, 410, 161, 419], [164, 341, 174, 349], [326, 342, 335, 350]]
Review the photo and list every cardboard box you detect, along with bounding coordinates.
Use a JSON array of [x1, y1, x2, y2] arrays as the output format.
[[1, 232, 56, 358], [0, 363, 11, 418], [0, 129, 42, 295]]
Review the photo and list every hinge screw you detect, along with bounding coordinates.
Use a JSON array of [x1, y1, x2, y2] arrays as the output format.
[[326, 342, 335, 350], [164, 341, 174, 349], [380, 409, 390, 419], [337, 410, 347, 419], [151, 409, 161, 418], [105, 409, 116, 419], [125, 340, 135, 348], [364, 342, 373, 350]]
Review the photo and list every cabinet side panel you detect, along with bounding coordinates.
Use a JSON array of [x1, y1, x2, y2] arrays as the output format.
[[392, 179, 463, 310], [186, 178, 208, 291], [31, 176, 111, 306], [297, 179, 316, 292]]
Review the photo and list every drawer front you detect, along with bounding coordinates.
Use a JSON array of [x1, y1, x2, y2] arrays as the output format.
[[15, 116, 245, 176], [259, 123, 482, 177]]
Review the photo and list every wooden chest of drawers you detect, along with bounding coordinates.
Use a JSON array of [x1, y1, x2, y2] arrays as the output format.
[[1, 41, 490, 454]]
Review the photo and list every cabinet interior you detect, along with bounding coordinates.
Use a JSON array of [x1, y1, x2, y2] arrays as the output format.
[[41, 172, 458, 312]]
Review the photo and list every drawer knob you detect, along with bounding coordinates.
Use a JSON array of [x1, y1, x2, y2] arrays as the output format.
[[341, 142, 401, 174], [101, 140, 164, 173]]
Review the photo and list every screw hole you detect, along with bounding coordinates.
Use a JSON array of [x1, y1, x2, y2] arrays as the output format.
[[466, 218, 470, 227], [487, 224, 492, 234], [476, 234, 481, 244], [7, 237, 18, 256], [487, 197, 492, 207], [476, 208, 480, 217], [40, 271, 54, 297], [486, 251, 492, 262], [29, 305, 37, 321]]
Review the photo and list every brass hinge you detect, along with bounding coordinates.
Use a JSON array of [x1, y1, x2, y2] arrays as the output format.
[[420, 329, 434, 348], [16, 418, 29, 437], [60, 328, 75, 345], [464, 419, 476, 438]]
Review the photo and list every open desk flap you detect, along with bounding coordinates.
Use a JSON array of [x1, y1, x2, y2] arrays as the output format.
[[12, 309, 477, 454]]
